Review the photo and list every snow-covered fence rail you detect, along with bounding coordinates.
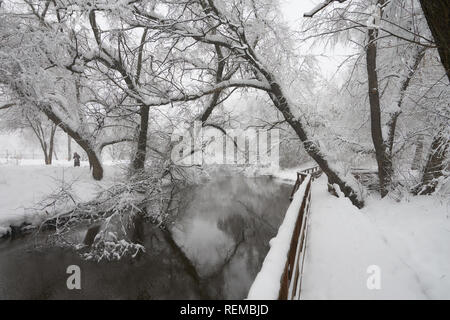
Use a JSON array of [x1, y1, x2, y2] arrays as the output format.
[[289, 166, 321, 200], [247, 173, 313, 300]]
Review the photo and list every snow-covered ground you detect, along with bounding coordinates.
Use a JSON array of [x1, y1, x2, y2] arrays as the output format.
[[301, 175, 450, 299], [2, 161, 449, 300], [0, 160, 124, 236]]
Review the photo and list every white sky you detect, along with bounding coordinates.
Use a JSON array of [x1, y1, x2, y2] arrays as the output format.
[[280, 0, 317, 23], [280, 0, 354, 80]]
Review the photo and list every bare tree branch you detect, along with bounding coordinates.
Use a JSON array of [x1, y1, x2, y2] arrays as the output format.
[[0, 101, 16, 110]]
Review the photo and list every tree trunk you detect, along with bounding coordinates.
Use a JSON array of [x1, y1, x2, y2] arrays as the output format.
[[47, 146, 53, 164], [67, 134, 72, 161], [39, 139, 51, 165], [254, 70, 364, 207], [386, 113, 400, 156], [43, 144, 50, 165], [415, 131, 449, 195], [411, 135, 424, 170], [47, 124, 56, 165], [88, 152, 103, 180], [386, 48, 425, 156], [132, 104, 150, 172], [244, 44, 365, 208], [200, 45, 226, 124], [267, 91, 364, 208], [419, 0, 450, 82], [366, 12, 392, 198], [41, 106, 104, 180]]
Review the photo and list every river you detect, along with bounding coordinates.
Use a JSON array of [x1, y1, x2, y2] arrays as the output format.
[[0, 176, 291, 299]]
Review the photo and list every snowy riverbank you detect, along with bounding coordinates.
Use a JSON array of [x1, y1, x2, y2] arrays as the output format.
[[0, 161, 308, 236], [0, 162, 123, 236]]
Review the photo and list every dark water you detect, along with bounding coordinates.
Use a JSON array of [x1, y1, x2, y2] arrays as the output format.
[[0, 176, 291, 300]]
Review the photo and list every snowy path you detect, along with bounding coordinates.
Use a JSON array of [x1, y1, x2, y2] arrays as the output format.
[[300, 176, 450, 300]]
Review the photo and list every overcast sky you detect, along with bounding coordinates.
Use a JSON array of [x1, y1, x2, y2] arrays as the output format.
[[280, 0, 352, 80], [280, 0, 317, 23]]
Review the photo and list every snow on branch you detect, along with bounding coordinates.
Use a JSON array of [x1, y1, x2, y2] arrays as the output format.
[[303, 0, 348, 18], [99, 137, 134, 150], [143, 79, 271, 107], [132, 7, 237, 50]]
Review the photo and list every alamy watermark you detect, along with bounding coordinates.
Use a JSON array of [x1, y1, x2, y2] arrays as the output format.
[[170, 121, 280, 167], [66, 265, 81, 290], [366, 265, 381, 290]]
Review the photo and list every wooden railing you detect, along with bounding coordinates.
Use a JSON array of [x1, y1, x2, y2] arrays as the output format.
[[278, 176, 312, 299], [289, 166, 322, 201], [247, 166, 321, 300], [278, 167, 321, 300]]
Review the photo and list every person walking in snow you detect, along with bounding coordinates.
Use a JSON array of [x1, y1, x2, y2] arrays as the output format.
[[73, 152, 80, 167]]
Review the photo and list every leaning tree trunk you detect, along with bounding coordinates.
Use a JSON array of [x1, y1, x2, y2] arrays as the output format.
[[41, 106, 104, 180], [415, 131, 449, 195], [272, 96, 364, 208], [419, 0, 450, 82], [242, 46, 365, 208], [132, 104, 150, 172], [262, 76, 364, 208]]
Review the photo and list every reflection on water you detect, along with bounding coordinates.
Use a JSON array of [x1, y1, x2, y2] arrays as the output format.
[[0, 176, 291, 299]]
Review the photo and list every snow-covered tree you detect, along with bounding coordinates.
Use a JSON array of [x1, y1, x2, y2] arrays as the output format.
[[301, 0, 449, 197]]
